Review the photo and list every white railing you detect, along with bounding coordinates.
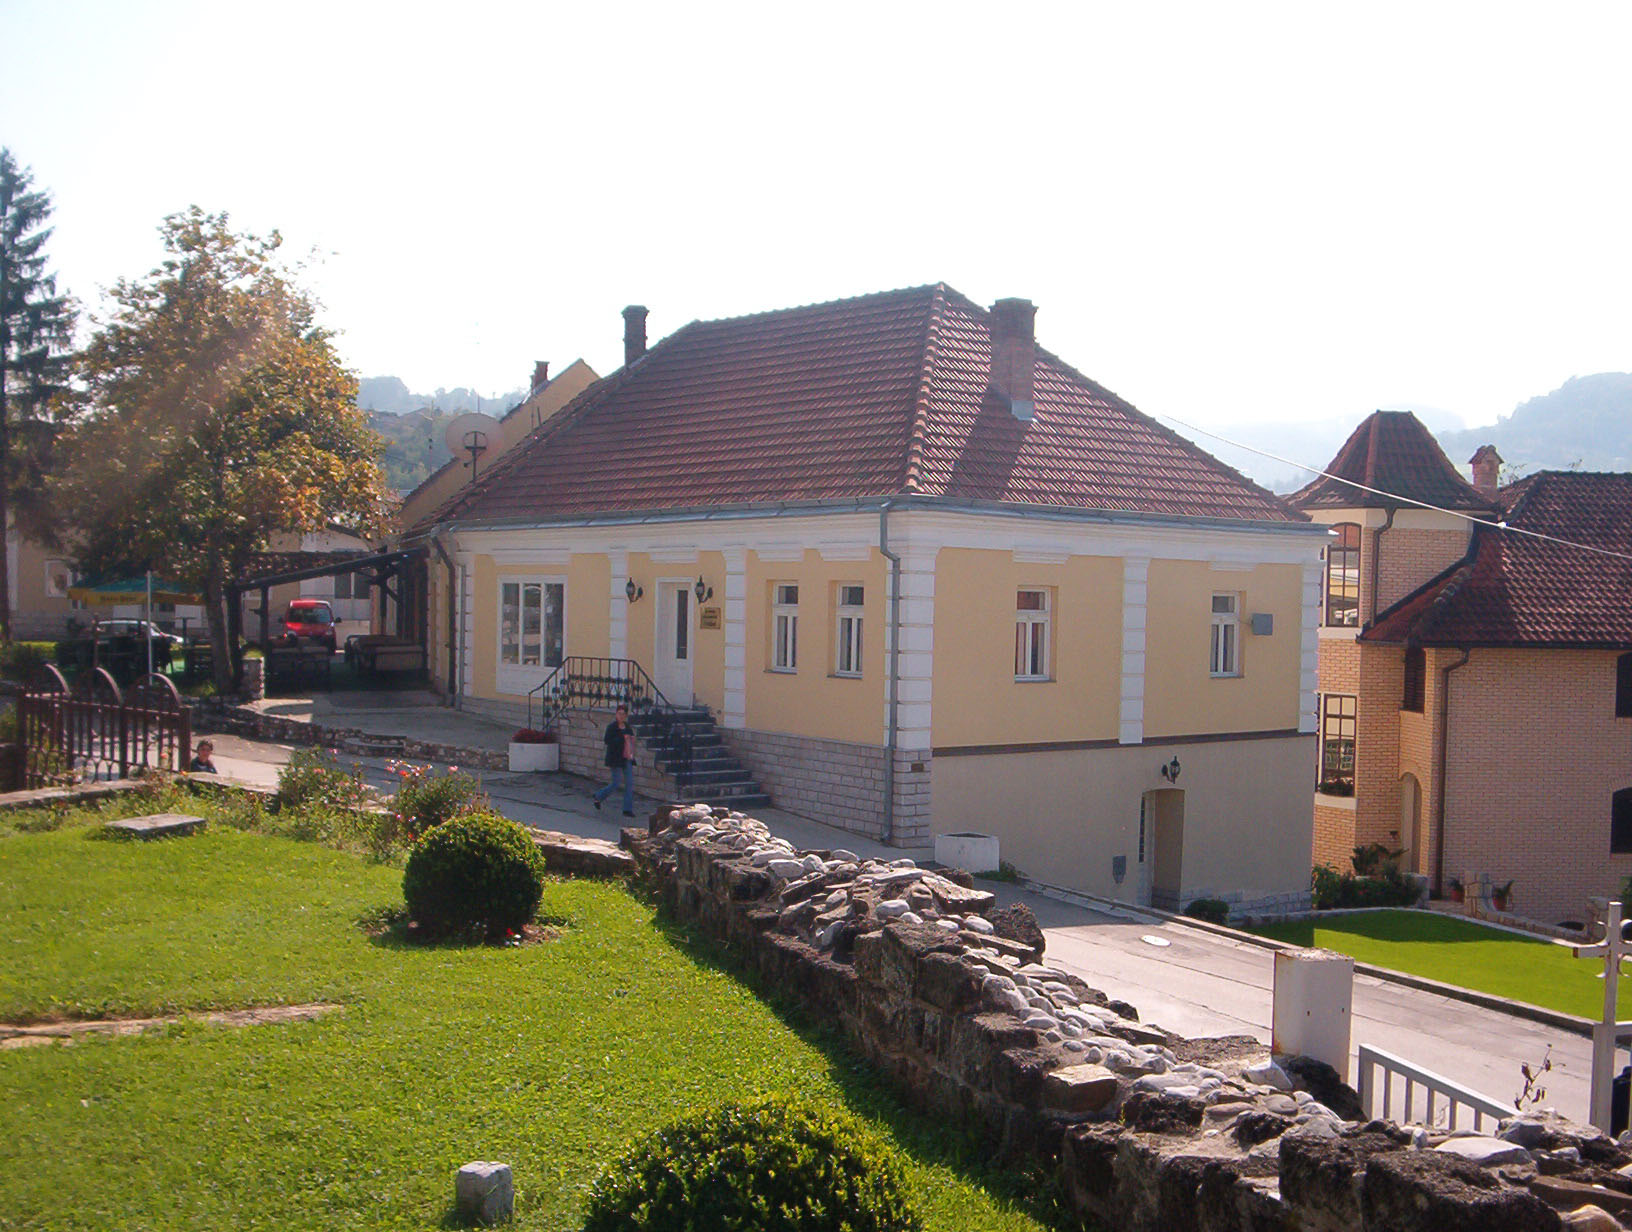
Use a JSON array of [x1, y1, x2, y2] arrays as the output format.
[[1356, 1044, 1511, 1132]]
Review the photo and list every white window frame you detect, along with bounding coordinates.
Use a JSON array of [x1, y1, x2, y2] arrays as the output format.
[[44, 558, 75, 600], [1210, 592, 1241, 677], [771, 582, 798, 672], [1014, 588, 1051, 681], [496, 575, 566, 695], [834, 583, 864, 677]]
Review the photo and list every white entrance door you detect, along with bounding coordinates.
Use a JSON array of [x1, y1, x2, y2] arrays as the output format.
[[653, 580, 694, 704]]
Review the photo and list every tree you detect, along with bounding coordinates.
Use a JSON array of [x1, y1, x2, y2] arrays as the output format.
[[59, 208, 389, 690], [0, 149, 76, 640]]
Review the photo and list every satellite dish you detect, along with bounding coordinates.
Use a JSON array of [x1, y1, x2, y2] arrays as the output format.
[[444, 411, 501, 457], [443, 411, 501, 481]]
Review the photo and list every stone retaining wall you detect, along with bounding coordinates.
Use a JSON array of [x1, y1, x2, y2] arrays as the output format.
[[626, 804, 1632, 1232], [190, 702, 509, 771]]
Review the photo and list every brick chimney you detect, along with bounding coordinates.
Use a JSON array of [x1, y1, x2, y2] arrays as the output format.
[[989, 298, 1037, 421], [530, 360, 549, 392], [623, 305, 648, 367], [1469, 445, 1503, 496]]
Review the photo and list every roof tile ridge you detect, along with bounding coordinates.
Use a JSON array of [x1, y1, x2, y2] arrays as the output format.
[[1363, 413, 1383, 486], [899, 283, 949, 495], [1034, 344, 1306, 522], [687, 283, 941, 331]]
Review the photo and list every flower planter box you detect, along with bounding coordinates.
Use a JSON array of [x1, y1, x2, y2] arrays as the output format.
[[508, 741, 559, 773]]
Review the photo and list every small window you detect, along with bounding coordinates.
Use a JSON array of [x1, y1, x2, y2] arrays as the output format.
[[1402, 647, 1426, 713], [1318, 694, 1357, 795], [1613, 787, 1632, 854], [772, 583, 798, 672], [1015, 589, 1050, 680], [1618, 653, 1632, 718], [1325, 523, 1361, 627], [835, 584, 864, 677], [1210, 593, 1240, 677]]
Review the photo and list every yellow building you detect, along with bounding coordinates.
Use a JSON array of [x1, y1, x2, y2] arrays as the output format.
[[408, 287, 1328, 913]]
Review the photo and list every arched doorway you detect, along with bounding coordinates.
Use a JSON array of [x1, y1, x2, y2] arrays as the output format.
[[1399, 773, 1424, 874]]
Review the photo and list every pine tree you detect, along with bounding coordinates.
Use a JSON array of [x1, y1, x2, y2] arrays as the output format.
[[0, 149, 76, 641]]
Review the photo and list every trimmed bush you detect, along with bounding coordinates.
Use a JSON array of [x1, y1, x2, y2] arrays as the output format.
[[402, 811, 544, 940], [1311, 862, 1418, 910], [0, 641, 55, 683], [1184, 898, 1230, 925], [583, 1097, 922, 1232]]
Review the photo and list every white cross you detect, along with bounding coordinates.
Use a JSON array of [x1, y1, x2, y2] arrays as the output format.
[[1562, 901, 1632, 1130]]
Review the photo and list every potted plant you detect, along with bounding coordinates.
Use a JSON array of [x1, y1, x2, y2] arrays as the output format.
[[1492, 879, 1514, 912], [508, 728, 559, 773], [1448, 877, 1464, 904]]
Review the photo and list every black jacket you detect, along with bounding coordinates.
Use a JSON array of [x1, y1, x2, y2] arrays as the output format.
[[602, 720, 634, 768]]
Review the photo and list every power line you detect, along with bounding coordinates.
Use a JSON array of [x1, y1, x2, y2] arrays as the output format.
[[1157, 410, 1632, 567]]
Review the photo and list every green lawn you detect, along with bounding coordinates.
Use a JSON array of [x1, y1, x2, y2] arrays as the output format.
[[1249, 910, 1625, 1020], [0, 817, 1061, 1231]]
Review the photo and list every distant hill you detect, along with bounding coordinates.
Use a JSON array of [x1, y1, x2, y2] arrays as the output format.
[[1436, 373, 1632, 479], [356, 377, 525, 493]]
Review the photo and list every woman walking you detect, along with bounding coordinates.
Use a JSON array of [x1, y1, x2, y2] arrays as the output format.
[[593, 704, 637, 817]]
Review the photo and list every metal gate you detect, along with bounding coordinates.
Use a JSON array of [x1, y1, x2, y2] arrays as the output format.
[[17, 665, 192, 788]]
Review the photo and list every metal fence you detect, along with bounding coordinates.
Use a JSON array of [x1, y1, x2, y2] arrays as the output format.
[[17, 665, 192, 787], [1356, 1043, 1510, 1132]]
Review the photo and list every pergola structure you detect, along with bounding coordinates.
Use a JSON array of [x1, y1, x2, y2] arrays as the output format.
[[227, 546, 428, 656]]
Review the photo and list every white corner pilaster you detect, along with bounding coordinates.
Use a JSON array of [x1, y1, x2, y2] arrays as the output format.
[[888, 548, 936, 754], [1119, 556, 1149, 744], [607, 549, 629, 662], [722, 546, 747, 729], [1299, 560, 1322, 733]]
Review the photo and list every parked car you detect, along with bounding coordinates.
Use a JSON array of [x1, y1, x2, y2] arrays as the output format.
[[95, 619, 183, 652], [279, 599, 337, 653]]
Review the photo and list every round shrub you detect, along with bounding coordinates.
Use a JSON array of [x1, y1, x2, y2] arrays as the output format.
[[583, 1097, 922, 1232], [402, 811, 544, 940]]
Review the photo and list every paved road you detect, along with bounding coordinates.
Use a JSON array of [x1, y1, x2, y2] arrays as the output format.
[[207, 726, 1594, 1125]]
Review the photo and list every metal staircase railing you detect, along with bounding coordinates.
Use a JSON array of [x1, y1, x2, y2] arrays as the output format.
[[527, 657, 696, 786]]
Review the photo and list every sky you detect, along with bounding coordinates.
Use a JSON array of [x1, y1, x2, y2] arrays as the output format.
[[4, 1, 1630, 472]]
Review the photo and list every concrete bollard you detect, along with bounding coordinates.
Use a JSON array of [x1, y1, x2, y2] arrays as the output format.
[[1271, 947, 1354, 1081], [455, 1161, 514, 1225]]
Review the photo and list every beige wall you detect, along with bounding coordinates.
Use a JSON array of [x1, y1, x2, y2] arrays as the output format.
[[8, 533, 79, 639], [743, 549, 887, 743], [397, 360, 598, 531], [1441, 648, 1632, 924], [466, 552, 610, 704], [931, 548, 1123, 747], [1143, 560, 1305, 737], [625, 551, 727, 713], [932, 734, 1315, 908]]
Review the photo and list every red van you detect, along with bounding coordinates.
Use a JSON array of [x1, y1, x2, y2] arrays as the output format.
[[280, 599, 337, 652]]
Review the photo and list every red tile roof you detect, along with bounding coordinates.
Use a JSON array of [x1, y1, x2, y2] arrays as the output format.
[[1363, 472, 1632, 648], [1291, 411, 1496, 513], [423, 285, 1300, 528]]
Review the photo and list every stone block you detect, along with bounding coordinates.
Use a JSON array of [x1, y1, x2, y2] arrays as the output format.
[[455, 1161, 513, 1225], [104, 813, 205, 839], [1361, 1148, 1558, 1232], [1120, 1090, 1205, 1134], [1043, 1063, 1120, 1115], [916, 952, 984, 1012], [1435, 1136, 1535, 1168]]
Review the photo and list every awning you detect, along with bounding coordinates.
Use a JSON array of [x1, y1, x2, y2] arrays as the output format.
[[67, 575, 203, 605]]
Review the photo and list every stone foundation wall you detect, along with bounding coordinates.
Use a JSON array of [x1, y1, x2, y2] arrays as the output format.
[[717, 728, 933, 846], [627, 804, 1632, 1232]]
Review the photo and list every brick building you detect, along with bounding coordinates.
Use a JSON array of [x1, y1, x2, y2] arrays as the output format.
[[1295, 411, 1632, 924]]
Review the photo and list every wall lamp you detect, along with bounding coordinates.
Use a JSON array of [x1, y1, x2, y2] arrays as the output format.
[[624, 578, 644, 603], [1159, 756, 1181, 784], [694, 576, 714, 603]]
